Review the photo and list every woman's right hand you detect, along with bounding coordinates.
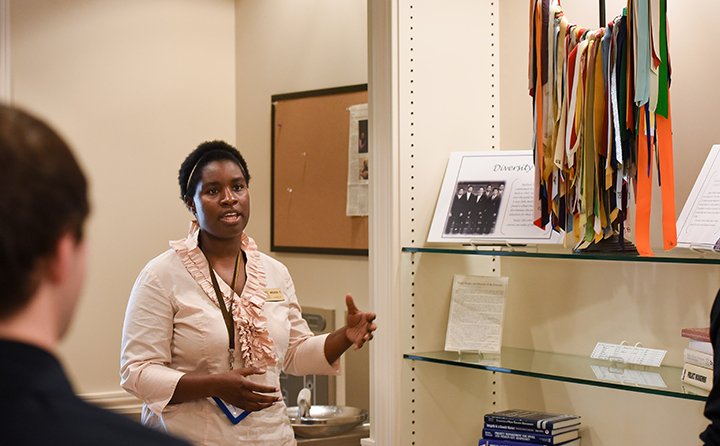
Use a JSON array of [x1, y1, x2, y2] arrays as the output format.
[[169, 367, 281, 411], [213, 367, 281, 411]]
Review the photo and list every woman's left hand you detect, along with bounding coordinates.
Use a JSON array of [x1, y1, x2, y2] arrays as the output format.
[[344, 294, 377, 350]]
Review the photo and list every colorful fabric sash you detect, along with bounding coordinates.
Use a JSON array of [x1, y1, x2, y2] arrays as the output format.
[[529, 0, 676, 254]]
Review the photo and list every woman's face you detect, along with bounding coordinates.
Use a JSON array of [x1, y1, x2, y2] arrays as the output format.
[[190, 159, 250, 240]]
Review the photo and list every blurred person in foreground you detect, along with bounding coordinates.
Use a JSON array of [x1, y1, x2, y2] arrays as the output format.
[[0, 103, 190, 446], [701, 289, 720, 445]]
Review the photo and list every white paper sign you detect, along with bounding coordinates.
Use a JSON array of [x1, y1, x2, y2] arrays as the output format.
[[428, 151, 562, 244], [444, 275, 509, 354], [676, 145, 720, 251]]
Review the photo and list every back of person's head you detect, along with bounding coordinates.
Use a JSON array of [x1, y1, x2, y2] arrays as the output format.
[[178, 140, 250, 204], [0, 104, 90, 320]]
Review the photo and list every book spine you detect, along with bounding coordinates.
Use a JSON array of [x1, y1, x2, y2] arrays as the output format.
[[681, 363, 714, 391], [483, 428, 552, 444], [688, 340, 714, 355], [483, 416, 537, 429], [484, 422, 550, 435], [681, 328, 711, 342], [479, 439, 539, 446], [684, 348, 714, 369]]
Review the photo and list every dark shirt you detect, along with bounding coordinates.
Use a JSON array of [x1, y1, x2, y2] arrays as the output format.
[[0, 340, 191, 446], [701, 289, 720, 445]]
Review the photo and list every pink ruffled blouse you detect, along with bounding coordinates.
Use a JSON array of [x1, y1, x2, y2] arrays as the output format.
[[120, 223, 340, 446], [169, 222, 276, 368]]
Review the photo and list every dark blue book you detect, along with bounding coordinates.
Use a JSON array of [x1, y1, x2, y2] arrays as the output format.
[[483, 427, 579, 445], [484, 422, 580, 436], [479, 438, 580, 446], [484, 409, 581, 430]]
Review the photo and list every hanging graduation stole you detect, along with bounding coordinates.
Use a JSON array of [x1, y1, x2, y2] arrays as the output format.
[[529, 0, 676, 254]]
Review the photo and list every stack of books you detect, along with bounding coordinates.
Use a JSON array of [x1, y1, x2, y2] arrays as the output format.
[[681, 327, 714, 392], [478, 409, 581, 446]]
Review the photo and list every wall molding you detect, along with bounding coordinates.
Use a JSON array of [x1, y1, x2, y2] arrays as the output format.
[[80, 390, 143, 419]]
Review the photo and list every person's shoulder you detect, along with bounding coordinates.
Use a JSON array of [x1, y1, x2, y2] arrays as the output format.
[[73, 400, 191, 445], [142, 248, 180, 271], [2, 391, 191, 446], [129, 249, 187, 292], [136, 248, 184, 278], [255, 250, 291, 275], [256, 250, 285, 267]]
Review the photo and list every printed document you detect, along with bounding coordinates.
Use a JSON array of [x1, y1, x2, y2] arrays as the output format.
[[444, 275, 509, 354]]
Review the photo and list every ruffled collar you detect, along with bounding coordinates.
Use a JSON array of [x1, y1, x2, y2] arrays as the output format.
[[169, 221, 277, 368]]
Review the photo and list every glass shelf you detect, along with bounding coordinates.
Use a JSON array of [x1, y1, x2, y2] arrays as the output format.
[[403, 348, 708, 401], [402, 245, 720, 265]]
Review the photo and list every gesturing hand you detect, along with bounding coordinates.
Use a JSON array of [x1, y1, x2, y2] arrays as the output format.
[[216, 367, 281, 411], [344, 294, 377, 350]]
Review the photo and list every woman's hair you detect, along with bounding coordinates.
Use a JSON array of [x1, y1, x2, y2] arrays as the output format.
[[0, 104, 90, 319], [178, 140, 251, 202]]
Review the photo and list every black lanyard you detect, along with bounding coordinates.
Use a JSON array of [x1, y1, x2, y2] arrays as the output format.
[[205, 250, 243, 370]]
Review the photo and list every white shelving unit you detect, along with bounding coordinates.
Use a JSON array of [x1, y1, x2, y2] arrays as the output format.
[[367, 1, 720, 445]]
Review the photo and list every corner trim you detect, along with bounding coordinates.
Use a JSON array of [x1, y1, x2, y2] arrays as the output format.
[[0, 0, 10, 101]]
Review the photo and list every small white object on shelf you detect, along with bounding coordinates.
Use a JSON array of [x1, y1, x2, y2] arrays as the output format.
[[590, 341, 667, 367]]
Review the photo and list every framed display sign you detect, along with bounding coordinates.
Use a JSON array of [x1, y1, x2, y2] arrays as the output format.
[[427, 151, 561, 245], [271, 84, 368, 255], [676, 145, 720, 252]]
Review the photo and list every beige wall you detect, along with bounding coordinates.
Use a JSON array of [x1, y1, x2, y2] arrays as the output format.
[[234, 0, 369, 409], [9, 0, 369, 411], [10, 0, 236, 394]]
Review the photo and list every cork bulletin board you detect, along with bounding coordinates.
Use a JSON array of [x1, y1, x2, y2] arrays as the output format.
[[271, 84, 368, 255]]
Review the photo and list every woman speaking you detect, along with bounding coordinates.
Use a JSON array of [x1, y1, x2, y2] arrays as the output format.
[[120, 140, 376, 445]]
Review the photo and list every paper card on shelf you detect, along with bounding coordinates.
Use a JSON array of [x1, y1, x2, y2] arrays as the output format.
[[676, 144, 720, 251], [427, 151, 562, 244], [590, 365, 668, 388], [591, 342, 667, 367], [444, 275, 509, 354]]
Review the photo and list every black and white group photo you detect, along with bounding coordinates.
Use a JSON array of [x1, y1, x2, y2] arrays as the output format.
[[444, 181, 505, 236]]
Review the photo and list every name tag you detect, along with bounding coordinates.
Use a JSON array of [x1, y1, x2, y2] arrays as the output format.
[[264, 288, 285, 302]]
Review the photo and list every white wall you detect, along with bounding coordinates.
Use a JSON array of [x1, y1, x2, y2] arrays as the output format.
[[9, 0, 370, 412], [234, 0, 369, 409], [10, 0, 236, 395]]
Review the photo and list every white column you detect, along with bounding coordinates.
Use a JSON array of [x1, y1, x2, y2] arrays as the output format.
[[364, 0, 400, 445]]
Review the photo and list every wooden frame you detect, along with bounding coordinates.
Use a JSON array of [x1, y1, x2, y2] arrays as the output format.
[[271, 84, 368, 255]]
